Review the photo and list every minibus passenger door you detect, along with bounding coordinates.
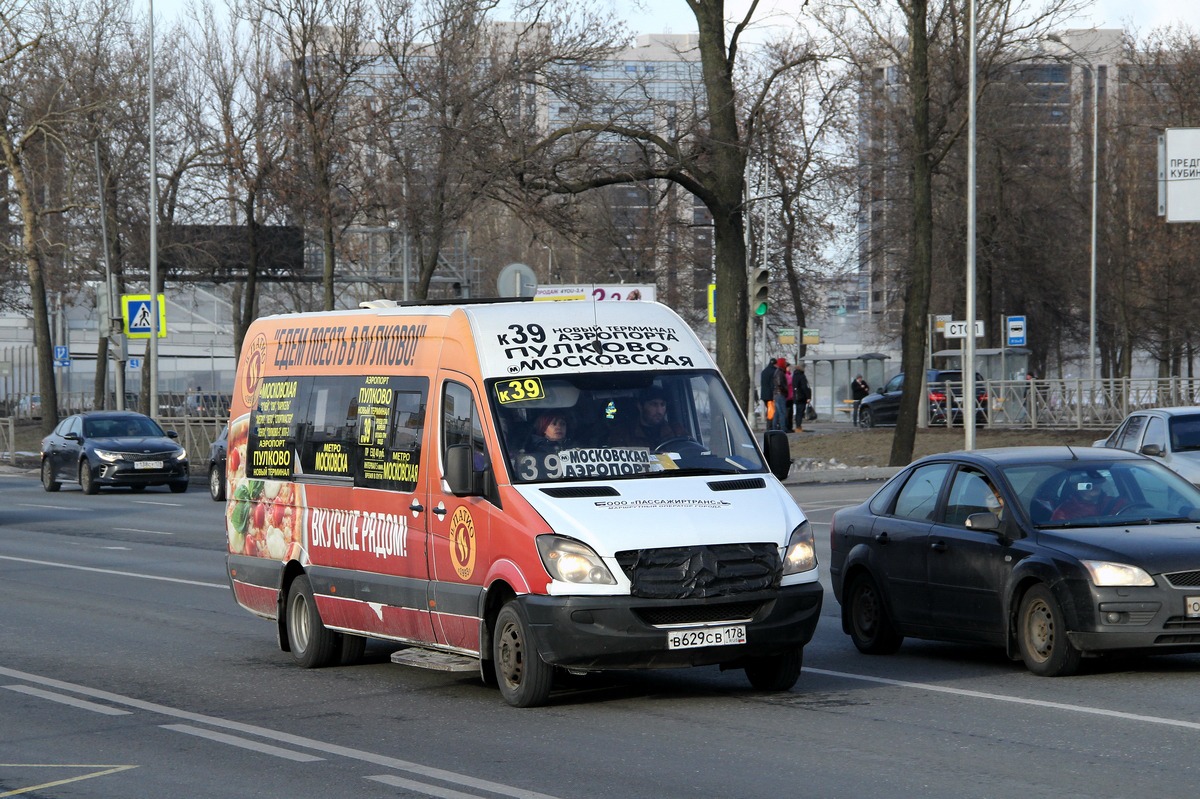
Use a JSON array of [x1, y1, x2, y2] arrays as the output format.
[[426, 376, 496, 654]]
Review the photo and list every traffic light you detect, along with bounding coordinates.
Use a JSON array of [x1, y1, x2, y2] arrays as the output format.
[[751, 267, 769, 316]]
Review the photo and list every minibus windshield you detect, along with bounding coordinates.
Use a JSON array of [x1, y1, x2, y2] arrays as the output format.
[[488, 370, 767, 483]]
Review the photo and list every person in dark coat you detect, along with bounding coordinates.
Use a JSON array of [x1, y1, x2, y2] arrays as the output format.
[[760, 359, 780, 428], [792, 363, 811, 432], [850, 374, 870, 426], [770, 358, 789, 431]]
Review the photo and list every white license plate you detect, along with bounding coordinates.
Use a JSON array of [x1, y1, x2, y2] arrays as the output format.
[[666, 625, 746, 650], [1187, 596, 1200, 618], [134, 460, 163, 470]]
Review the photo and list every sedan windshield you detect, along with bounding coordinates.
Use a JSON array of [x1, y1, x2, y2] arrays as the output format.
[[489, 370, 766, 483], [85, 416, 165, 439], [1000, 458, 1200, 528]]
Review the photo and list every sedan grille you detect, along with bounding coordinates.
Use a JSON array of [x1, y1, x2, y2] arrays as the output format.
[[614, 543, 781, 599], [1165, 570, 1200, 588]]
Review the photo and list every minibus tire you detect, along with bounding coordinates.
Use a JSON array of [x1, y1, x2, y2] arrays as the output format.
[[494, 603, 553, 707], [286, 575, 338, 668], [744, 647, 803, 692]]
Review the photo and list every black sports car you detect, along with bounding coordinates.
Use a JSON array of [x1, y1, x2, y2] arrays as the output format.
[[40, 411, 189, 494], [830, 446, 1200, 676]]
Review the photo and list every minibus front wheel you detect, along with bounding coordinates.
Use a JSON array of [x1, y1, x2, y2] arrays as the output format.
[[743, 647, 803, 692], [494, 602, 553, 708], [286, 575, 338, 668]]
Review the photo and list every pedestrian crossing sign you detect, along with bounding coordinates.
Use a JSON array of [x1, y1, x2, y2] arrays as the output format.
[[122, 294, 168, 338]]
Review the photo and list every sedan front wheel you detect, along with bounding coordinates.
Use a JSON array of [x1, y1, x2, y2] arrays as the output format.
[[79, 461, 98, 495], [1017, 584, 1082, 677]]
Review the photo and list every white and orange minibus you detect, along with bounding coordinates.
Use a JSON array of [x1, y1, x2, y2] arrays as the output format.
[[225, 298, 821, 706]]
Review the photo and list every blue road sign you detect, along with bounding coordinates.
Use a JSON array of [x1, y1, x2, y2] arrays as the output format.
[[1007, 315, 1027, 347]]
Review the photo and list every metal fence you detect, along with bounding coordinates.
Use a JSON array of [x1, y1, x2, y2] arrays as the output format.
[[968, 377, 1200, 430]]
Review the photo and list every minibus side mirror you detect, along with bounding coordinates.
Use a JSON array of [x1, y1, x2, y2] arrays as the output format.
[[763, 430, 791, 481], [446, 443, 477, 496]]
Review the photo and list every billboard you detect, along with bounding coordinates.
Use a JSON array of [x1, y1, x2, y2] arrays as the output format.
[[1163, 128, 1200, 223]]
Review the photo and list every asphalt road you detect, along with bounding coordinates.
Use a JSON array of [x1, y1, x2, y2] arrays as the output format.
[[2, 474, 1199, 798]]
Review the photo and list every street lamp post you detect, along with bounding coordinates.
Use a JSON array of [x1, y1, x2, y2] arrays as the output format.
[[964, 0, 978, 451], [1087, 61, 1098, 387], [1048, 34, 1100, 387]]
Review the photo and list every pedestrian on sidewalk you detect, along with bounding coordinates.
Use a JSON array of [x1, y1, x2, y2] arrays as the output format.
[[792, 363, 811, 432]]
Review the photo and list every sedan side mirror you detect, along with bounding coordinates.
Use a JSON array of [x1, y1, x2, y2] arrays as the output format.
[[965, 511, 1000, 531], [64, 432, 81, 442]]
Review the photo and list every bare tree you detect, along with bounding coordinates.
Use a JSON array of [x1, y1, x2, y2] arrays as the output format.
[[188, 0, 290, 355], [513, 0, 816, 410], [260, 0, 374, 310], [0, 0, 107, 432], [819, 0, 1082, 464]]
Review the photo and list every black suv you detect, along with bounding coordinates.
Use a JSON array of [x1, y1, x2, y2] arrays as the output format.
[[857, 369, 987, 428]]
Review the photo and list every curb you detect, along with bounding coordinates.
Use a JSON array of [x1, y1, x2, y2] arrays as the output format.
[[784, 465, 902, 485]]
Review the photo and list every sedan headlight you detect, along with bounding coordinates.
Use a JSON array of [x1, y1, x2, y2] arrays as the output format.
[[536, 535, 616, 585], [1082, 560, 1155, 587], [782, 520, 817, 575], [94, 448, 123, 463]]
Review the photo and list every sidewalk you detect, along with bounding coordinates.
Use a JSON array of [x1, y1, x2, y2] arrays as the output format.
[[763, 417, 903, 485]]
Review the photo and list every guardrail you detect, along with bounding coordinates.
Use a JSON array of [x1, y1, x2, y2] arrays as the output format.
[[0, 414, 223, 474]]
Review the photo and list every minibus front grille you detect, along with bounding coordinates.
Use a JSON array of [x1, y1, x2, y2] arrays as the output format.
[[614, 543, 781, 599], [635, 601, 764, 627], [540, 486, 620, 498]]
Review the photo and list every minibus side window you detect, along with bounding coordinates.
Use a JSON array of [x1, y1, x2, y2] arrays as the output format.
[[248, 376, 308, 480], [297, 377, 359, 480], [352, 378, 427, 493], [442, 381, 486, 467]]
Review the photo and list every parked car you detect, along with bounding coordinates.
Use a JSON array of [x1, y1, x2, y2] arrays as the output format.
[[830, 446, 1200, 676], [1093, 407, 1200, 487], [16, 394, 41, 418], [182, 392, 231, 417], [208, 423, 228, 501], [40, 411, 189, 494], [856, 369, 987, 428]]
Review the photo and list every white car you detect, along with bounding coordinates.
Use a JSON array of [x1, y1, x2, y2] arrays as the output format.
[[1093, 406, 1200, 486]]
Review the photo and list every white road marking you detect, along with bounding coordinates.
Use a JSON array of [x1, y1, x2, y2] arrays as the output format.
[[4, 685, 131, 716], [131, 500, 183, 507], [368, 774, 491, 799], [805, 667, 1200, 731], [0, 666, 565, 799], [113, 528, 173, 536], [0, 555, 226, 589], [162, 724, 323, 762], [16, 503, 86, 511]]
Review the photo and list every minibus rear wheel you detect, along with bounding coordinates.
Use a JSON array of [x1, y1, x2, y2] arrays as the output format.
[[286, 575, 338, 668], [494, 602, 553, 707], [743, 647, 803, 692]]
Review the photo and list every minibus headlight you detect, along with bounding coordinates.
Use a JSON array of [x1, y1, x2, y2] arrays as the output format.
[[536, 535, 617, 585], [782, 520, 817, 575]]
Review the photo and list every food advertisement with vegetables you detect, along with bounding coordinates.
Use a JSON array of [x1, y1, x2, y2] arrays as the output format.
[[225, 414, 305, 561]]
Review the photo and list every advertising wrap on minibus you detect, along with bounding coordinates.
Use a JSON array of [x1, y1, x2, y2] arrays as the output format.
[[225, 298, 821, 707]]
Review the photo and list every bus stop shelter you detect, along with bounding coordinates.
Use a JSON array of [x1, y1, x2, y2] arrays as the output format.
[[801, 353, 892, 423]]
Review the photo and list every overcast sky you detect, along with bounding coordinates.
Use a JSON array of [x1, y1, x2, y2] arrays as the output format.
[[609, 0, 1200, 39], [149, 0, 1200, 38]]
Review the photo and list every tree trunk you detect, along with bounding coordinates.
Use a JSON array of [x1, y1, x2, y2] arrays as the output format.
[[693, 0, 750, 410], [890, 0, 933, 467]]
